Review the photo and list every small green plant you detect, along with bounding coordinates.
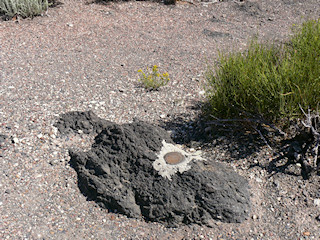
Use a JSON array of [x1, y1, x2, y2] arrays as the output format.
[[205, 19, 320, 124], [0, 0, 49, 19], [138, 65, 170, 90]]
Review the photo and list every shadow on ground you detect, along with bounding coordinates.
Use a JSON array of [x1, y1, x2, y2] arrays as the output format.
[[159, 100, 320, 179], [158, 100, 266, 161]]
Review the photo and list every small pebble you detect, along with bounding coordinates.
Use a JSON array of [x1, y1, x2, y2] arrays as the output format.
[[303, 231, 311, 236], [313, 199, 320, 207], [189, 148, 196, 152], [49, 160, 59, 165], [256, 177, 263, 183]]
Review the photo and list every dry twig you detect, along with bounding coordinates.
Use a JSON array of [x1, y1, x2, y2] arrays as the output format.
[[300, 105, 320, 169]]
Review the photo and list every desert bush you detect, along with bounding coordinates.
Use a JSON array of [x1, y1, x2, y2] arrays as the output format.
[[205, 19, 320, 124], [0, 0, 49, 19], [138, 65, 170, 90]]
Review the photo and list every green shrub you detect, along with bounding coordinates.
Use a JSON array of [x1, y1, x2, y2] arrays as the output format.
[[205, 19, 320, 123], [0, 0, 49, 19], [138, 65, 170, 90]]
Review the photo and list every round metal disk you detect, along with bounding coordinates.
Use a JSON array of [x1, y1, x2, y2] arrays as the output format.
[[164, 152, 185, 165]]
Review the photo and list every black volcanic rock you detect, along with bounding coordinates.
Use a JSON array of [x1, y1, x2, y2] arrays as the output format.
[[56, 112, 251, 227], [54, 110, 112, 135]]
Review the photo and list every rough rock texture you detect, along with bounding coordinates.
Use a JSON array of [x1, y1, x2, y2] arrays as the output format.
[[54, 110, 112, 135], [58, 112, 251, 227]]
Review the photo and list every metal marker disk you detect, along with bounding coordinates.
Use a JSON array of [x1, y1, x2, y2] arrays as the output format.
[[164, 152, 185, 165]]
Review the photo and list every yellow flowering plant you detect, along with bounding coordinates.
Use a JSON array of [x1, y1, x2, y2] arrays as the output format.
[[138, 65, 170, 90]]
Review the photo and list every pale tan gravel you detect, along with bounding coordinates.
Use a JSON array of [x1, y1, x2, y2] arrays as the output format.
[[1, 0, 320, 239]]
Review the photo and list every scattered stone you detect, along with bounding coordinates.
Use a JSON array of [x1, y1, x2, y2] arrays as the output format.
[[0, 134, 8, 148], [313, 199, 320, 207], [302, 231, 311, 236], [49, 160, 59, 166], [63, 112, 251, 227], [255, 177, 263, 183], [11, 137, 19, 144], [0, 134, 8, 142]]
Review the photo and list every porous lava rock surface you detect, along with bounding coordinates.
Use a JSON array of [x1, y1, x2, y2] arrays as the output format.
[[54, 110, 112, 135], [56, 111, 251, 227]]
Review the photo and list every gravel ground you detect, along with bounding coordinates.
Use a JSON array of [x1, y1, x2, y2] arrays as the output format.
[[1, 0, 320, 239]]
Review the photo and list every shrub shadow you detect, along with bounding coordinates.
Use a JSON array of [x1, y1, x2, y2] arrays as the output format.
[[158, 100, 266, 161], [158, 100, 317, 179]]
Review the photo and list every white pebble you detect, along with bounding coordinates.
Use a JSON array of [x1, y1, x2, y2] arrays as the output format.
[[314, 199, 320, 207], [256, 177, 263, 183]]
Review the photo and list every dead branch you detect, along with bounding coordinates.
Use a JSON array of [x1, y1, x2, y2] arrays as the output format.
[[300, 105, 320, 170]]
